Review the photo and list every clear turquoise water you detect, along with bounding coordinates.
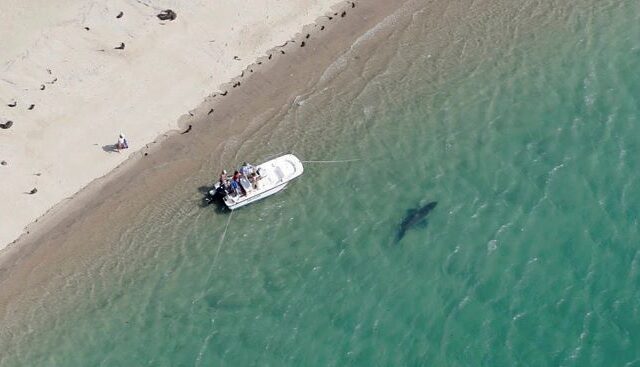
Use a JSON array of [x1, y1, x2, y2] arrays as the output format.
[[2, 0, 640, 365]]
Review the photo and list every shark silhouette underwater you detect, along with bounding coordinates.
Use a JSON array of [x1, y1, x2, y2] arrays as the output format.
[[395, 201, 438, 243]]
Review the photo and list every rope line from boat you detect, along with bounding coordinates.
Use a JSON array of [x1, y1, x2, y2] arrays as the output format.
[[301, 158, 362, 163], [193, 211, 234, 306], [212, 211, 233, 268]]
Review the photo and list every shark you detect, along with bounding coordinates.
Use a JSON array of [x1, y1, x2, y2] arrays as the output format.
[[396, 201, 438, 243]]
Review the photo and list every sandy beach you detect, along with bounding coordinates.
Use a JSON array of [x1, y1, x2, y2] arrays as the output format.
[[0, 0, 353, 250]]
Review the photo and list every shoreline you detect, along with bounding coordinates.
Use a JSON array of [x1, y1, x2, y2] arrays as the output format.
[[0, 0, 349, 251], [0, 0, 410, 321]]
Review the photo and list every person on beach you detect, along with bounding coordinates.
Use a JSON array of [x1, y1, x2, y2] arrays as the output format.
[[116, 133, 129, 152]]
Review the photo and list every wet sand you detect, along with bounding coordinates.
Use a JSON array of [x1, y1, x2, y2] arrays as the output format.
[[0, 0, 408, 323]]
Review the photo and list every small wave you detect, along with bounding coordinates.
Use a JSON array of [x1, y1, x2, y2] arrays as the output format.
[[318, 0, 413, 84]]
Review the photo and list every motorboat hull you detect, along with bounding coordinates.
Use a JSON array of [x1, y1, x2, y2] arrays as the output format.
[[210, 154, 303, 210]]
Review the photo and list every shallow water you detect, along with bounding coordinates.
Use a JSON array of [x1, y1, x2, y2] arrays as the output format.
[[2, 0, 640, 365]]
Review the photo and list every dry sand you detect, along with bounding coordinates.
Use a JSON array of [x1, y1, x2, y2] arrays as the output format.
[[0, 0, 352, 249]]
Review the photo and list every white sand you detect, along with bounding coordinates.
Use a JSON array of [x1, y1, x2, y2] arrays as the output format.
[[0, 0, 343, 249]]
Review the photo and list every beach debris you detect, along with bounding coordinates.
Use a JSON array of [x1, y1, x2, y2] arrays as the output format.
[[28, 188, 38, 195], [1, 160, 7, 166], [233, 56, 240, 60], [40, 84, 45, 90], [157, 9, 177, 21], [28, 104, 35, 110], [34, 173, 41, 176], [208, 108, 214, 115], [47, 68, 52, 74], [46, 77, 58, 84], [116, 11, 124, 19], [0, 121, 13, 129], [181, 124, 192, 134], [300, 41, 306, 47], [84, 26, 90, 31], [7, 101, 16, 107], [114, 42, 125, 50]]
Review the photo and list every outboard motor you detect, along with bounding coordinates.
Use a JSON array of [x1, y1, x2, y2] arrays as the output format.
[[213, 185, 228, 199], [204, 184, 227, 205]]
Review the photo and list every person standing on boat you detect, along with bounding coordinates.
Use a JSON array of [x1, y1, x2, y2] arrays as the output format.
[[116, 133, 128, 152], [231, 170, 243, 196], [219, 169, 228, 186], [219, 169, 230, 192], [240, 162, 254, 178]]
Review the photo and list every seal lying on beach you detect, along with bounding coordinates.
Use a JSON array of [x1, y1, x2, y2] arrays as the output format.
[[0, 121, 14, 129], [396, 201, 438, 243], [157, 9, 177, 21]]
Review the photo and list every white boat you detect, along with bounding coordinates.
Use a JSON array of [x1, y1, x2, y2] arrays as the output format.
[[210, 154, 304, 210]]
